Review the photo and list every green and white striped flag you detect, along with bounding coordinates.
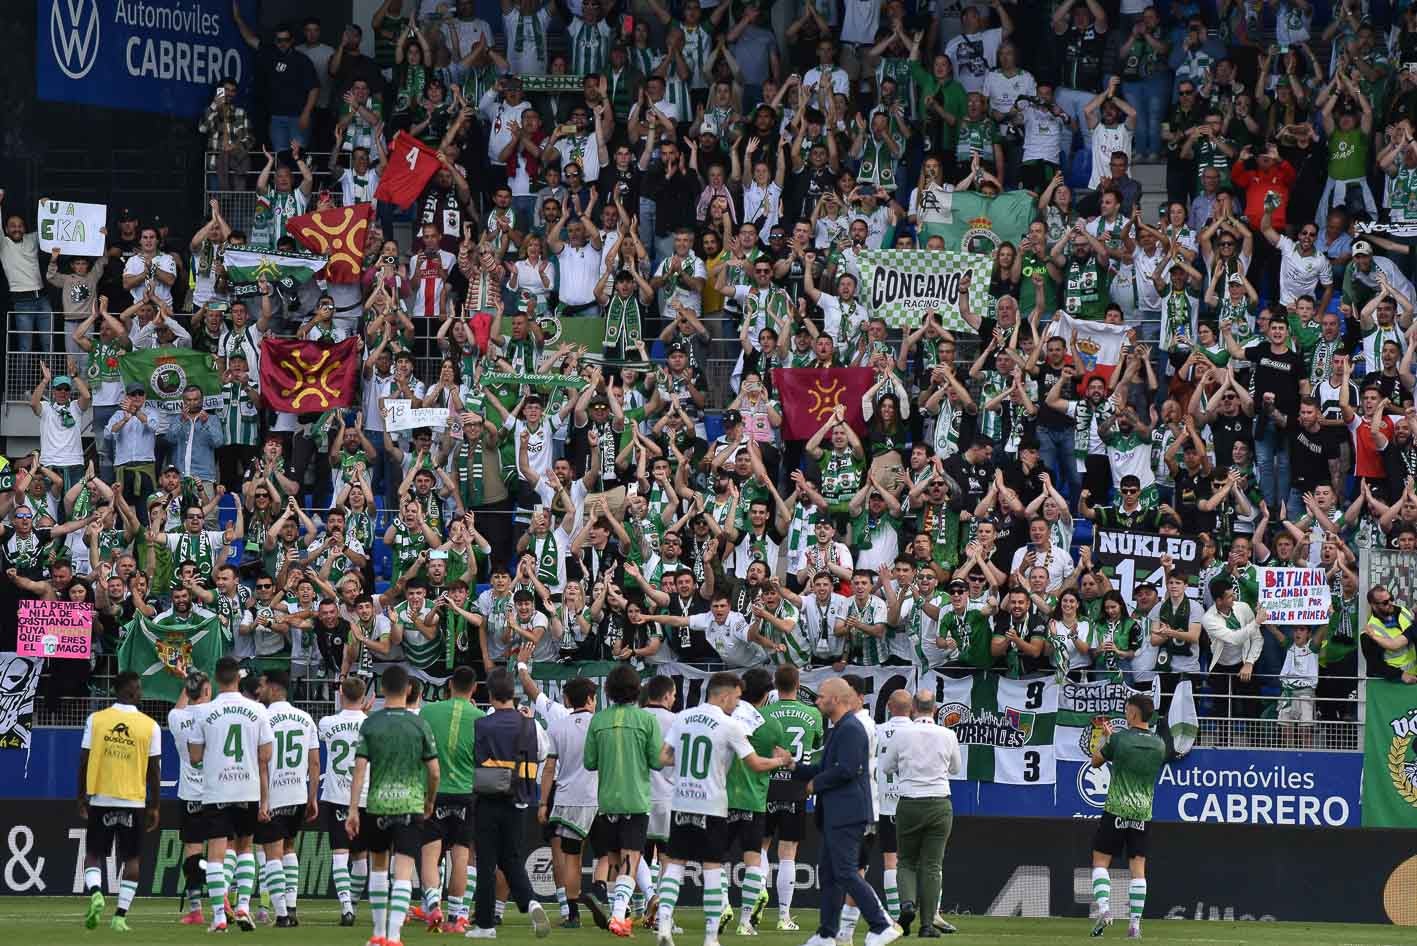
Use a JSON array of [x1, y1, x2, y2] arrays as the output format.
[[1055, 678, 1151, 763], [936, 673, 1057, 784], [222, 247, 326, 298], [857, 249, 993, 332]]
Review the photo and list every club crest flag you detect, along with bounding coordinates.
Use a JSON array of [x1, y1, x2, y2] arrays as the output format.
[[117, 614, 225, 704], [857, 249, 991, 332], [118, 348, 223, 413], [1362, 680, 1417, 827], [259, 337, 360, 413], [1045, 311, 1133, 383], [771, 367, 875, 439], [919, 189, 1036, 254], [286, 203, 373, 283], [222, 247, 327, 299]]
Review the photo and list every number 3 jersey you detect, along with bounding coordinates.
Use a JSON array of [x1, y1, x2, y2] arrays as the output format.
[[663, 701, 754, 818], [266, 699, 318, 810], [189, 691, 276, 804], [318, 709, 369, 808]]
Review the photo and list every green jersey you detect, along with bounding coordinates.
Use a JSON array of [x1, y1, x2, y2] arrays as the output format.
[[726, 703, 788, 813], [419, 698, 485, 795], [1099, 726, 1167, 822], [583, 703, 664, 815], [356, 707, 439, 816], [760, 699, 823, 801]]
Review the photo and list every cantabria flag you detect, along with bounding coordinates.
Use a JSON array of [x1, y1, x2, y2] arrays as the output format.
[[936, 673, 1057, 784], [223, 247, 327, 298], [858, 248, 992, 332], [117, 614, 224, 704]]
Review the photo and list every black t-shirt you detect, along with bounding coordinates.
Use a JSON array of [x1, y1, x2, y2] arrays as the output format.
[[1173, 464, 1207, 533], [1003, 458, 1045, 508], [1208, 412, 1251, 470], [990, 610, 1050, 676], [599, 163, 643, 211], [1369, 372, 1412, 412], [1251, 346, 1305, 429], [791, 165, 837, 221], [1383, 440, 1417, 492], [664, 593, 716, 662], [259, 45, 321, 115], [1289, 425, 1337, 493], [944, 455, 996, 510], [1033, 360, 1074, 430]]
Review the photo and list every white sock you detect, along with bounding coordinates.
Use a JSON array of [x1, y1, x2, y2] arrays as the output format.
[[351, 858, 368, 903], [556, 887, 569, 918], [841, 904, 860, 935], [389, 878, 412, 942], [84, 866, 103, 893], [424, 885, 443, 913], [657, 862, 685, 928], [495, 900, 507, 920], [465, 865, 477, 907], [1092, 867, 1111, 915], [261, 859, 287, 918], [207, 861, 228, 924], [332, 852, 352, 911], [777, 859, 795, 917], [116, 878, 138, 914], [612, 874, 634, 921], [281, 854, 299, 912], [702, 867, 724, 936], [369, 871, 388, 939], [635, 859, 655, 898]]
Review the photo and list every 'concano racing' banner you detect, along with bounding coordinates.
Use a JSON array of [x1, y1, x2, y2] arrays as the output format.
[[857, 249, 991, 332]]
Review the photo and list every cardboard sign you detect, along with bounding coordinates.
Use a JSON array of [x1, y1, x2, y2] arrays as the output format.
[[383, 399, 450, 431], [16, 601, 93, 659], [1257, 567, 1332, 625], [36, 199, 106, 256]]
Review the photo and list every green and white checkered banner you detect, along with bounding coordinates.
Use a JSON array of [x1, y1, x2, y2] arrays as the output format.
[[858, 249, 993, 332]]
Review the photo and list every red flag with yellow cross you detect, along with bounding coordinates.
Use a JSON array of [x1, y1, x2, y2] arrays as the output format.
[[285, 203, 373, 284], [259, 338, 360, 413], [771, 367, 875, 440]]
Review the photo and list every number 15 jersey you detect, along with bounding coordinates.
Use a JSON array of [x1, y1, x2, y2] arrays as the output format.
[[664, 702, 753, 818], [190, 691, 275, 805]]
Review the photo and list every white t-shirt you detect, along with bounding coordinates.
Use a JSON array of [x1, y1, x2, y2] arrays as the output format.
[[984, 69, 1036, 116], [874, 714, 912, 816], [481, 95, 533, 165], [1089, 123, 1135, 189], [548, 709, 598, 806], [40, 399, 86, 466], [1276, 235, 1333, 305], [647, 705, 677, 804], [189, 691, 275, 805], [505, 415, 561, 482], [266, 700, 318, 810], [945, 29, 1004, 93], [689, 610, 762, 667], [167, 704, 205, 802], [317, 709, 367, 806], [664, 701, 754, 816], [800, 592, 851, 661], [815, 292, 869, 348], [1021, 100, 1067, 163], [123, 253, 178, 306], [80, 704, 162, 808], [556, 243, 601, 306], [856, 707, 879, 819], [840, 0, 881, 44]]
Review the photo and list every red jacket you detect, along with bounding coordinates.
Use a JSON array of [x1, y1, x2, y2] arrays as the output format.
[[1231, 158, 1297, 230]]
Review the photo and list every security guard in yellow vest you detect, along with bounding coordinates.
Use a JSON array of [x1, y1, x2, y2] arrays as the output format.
[[78, 671, 162, 933], [1362, 586, 1417, 684]]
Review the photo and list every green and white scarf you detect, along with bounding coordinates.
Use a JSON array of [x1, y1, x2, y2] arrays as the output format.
[[604, 294, 644, 353], [532, 529, 560, 586], [175, 530, 217, 580]]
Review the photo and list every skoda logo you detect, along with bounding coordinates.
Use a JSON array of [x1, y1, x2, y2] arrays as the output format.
[[1078, 761, 1111, 809], [51, 0, 101, 80]]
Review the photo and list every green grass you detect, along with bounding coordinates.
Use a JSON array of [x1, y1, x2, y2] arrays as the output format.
[[0, 899, 1406, 945]]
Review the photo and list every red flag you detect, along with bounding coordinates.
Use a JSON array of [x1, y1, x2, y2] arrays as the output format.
[[771, 367, 875, 440], [374, 132, 442, 209], [286, 203, 373, 284], [259, 337, 360, 413]]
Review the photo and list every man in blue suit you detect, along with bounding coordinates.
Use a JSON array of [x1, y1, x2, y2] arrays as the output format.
[[789, 678, 900, 946]]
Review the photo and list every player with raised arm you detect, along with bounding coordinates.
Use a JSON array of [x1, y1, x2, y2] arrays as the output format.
[[318, 675, 371, 927], [653, 672, 793, 946], [78, 671, 162, 933], [347, 665, 441, 946], [169, 671, 212, 926], [1088, 694, 1168, 940], [759, 664, 823, 931], [257, 670, 319, 927], [188, 656, 275, 932]]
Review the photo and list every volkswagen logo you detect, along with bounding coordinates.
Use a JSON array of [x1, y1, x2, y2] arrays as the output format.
[[51, 0, 101, 80], [1077, 761, 1111, 810]]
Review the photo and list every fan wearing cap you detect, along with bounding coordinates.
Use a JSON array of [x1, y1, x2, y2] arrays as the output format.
[[594, 261, 655, 367], [1203, 267, 1258, 354], [106, 384, 162, 502], [0, 476, 90, 582], [30, 360, 92, 491], [927, 578, 993, 673], [1343, 238, 1415, 315]]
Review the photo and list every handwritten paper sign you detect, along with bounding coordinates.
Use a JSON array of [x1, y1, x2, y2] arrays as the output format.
[[36, 199, 107, 256], [1257, 567, 1332, 625], [383, 399, 450, 432], [17, 600, 93, 659]]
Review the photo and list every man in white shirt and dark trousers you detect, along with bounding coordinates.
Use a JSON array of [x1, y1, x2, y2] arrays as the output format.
[[1, 188, 55, 351], [879, 690, 962, 938], [1201, 576, 1265, 741]]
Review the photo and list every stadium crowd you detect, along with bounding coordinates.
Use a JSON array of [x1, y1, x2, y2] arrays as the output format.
[[9, 0, 1417, 738]]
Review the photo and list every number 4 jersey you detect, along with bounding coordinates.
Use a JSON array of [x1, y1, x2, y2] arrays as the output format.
[[318, 709, 369, 808], [189, 691, 276, 804], [664, 702, 754, 818], [266, 700, 318, 810]]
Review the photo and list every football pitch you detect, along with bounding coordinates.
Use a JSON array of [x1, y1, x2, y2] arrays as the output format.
[[0, 899, 1406, 945]]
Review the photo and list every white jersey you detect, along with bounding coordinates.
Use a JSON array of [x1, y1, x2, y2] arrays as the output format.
[[646, 706, 677, 804], [318, 709, 368, 806], [266, 700, 317, 810], [190, 691, 275, 805], [547, 709, 598, 807], [664, 701, 753, 817], [855, 708, 879, 821], [874, 715, 912, 817], [167, 704, 206, 802]]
